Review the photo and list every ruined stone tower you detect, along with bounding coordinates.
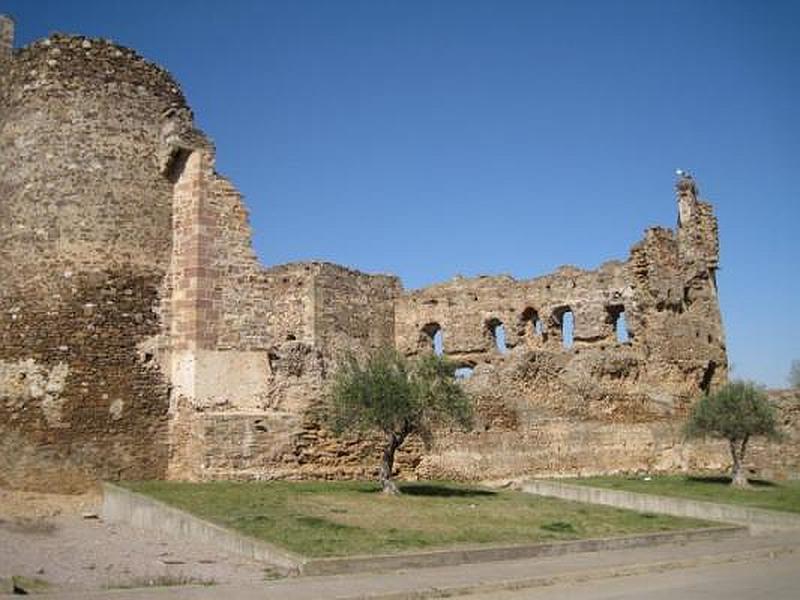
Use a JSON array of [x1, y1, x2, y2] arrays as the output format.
[[0, 26, 189, 487], [6, 19, 779, 492]]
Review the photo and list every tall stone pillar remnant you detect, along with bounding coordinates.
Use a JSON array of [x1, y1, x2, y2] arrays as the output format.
[[0, 15, 14, 61]]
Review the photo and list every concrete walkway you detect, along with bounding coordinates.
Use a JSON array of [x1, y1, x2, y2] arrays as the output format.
[[50, 530, 800, 600]]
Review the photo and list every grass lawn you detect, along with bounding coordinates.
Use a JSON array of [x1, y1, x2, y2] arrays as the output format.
[[123, 480, 714, 558], [571, 475, 800, 514]]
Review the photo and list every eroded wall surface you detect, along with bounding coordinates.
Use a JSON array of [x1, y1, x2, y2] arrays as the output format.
[[393, 177, 731, 480], [0, 32, 184, 489]]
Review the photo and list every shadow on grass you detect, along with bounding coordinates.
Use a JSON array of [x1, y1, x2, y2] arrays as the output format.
[[353, 482, 496, 497], [686, 475, 778, 488], [398, 484, 497, 498]]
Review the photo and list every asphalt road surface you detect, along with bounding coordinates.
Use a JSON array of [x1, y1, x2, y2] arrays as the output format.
[[462, 554, 799, 600]]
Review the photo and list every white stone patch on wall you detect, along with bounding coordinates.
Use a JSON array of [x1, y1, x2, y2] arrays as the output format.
[[170, 349, 271, 411], [109, 397, 124, 420], [0, 358, 70, 427]]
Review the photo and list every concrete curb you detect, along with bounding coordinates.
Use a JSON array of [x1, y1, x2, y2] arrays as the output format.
[[522, 480, 800, 533], [102, 482, 746, 577], [301, 525, 744, 575], [101, 483, 304, 575]]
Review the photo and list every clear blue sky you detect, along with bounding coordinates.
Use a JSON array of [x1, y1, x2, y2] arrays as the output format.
[[4, 0, 799, 388]]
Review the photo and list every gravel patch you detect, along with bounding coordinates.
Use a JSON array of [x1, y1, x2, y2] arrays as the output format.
[[0, 488, 274, 593]]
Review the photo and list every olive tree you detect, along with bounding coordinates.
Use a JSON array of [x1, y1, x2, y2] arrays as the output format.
[[685, 380, 781, 487], [327, 348, 473, 494]]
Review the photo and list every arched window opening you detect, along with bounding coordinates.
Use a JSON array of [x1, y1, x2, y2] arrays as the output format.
[[433, 329, 444, 356], [606, 305, 630, 344], [699, 361, 716, 394], [455, 366, 474, 380], [495, 323, 507, 353], [553, 307, 574, 349], [421, 322, 444, 356], [165, 148, 192, 184], [561, 311, 574, 348], [615, 311, 629, 343], [486, 318, 507, 354], [520, 307, 544, 340]]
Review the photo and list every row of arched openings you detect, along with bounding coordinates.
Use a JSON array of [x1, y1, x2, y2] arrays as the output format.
[[422, 305, 629, 356]]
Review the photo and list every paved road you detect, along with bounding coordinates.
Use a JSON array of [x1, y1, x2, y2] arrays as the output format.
[[462, 554, 800, 600], [50, 531, 799, 600]]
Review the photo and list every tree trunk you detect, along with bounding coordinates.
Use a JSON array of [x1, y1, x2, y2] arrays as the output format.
[[379, 432, 402, 495], [729, 437, 750, 488]]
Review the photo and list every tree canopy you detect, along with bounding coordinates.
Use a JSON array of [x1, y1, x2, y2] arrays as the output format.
[[327, 348, 473, 494], [685, 380, 781, 487]]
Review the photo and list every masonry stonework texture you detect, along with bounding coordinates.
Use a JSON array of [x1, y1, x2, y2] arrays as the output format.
[[1, 22, 796, 490]]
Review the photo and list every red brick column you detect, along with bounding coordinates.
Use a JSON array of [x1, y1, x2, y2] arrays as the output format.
[[170, 150, 220, 351]]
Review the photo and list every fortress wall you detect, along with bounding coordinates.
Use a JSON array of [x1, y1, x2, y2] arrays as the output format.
[[628, 220, 727, 397], [0, 34, 187, 489], [185, 264, 405, 481], [418, 421, 732, 481], [165, 152, 320, 478], [169, 154, 318, 356], [395, 262, 631, 364], [241, 264, 317, 349], [0, 268, 170, 491], [0, 35, 185, 280], [313, 264, 401, 361], [3, 20, 793, 488], [391, 194, 733, 481], [163, 150, 409, 479], [748, 391, 800, 480], [207, 175, 318, 351]]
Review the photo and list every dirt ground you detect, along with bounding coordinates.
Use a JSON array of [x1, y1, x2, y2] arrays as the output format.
[[0, 487, 273, 594]]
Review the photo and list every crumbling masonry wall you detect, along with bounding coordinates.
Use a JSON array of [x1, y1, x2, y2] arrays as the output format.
[[394, 179, 728, 479], [1, 20, 796, 490], [163, 146, 412, 480], [0, 29, 184, 488]]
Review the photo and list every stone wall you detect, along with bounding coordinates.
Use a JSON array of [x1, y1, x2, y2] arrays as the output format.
[[166, 170, 742, 483], [0, 31, 185, 489], [0, 34, 187, 280], [0, 268, 170, 491], [396, 263, 632, 362], [747, 390, 800, 481], [314, 264, 400, 361], [393, 180, 734, 480], [160, 144, 409, 480], [397, 187, 726, 420]]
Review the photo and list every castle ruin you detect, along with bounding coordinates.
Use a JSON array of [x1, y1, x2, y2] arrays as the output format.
[[1, 19, 794, 491]]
